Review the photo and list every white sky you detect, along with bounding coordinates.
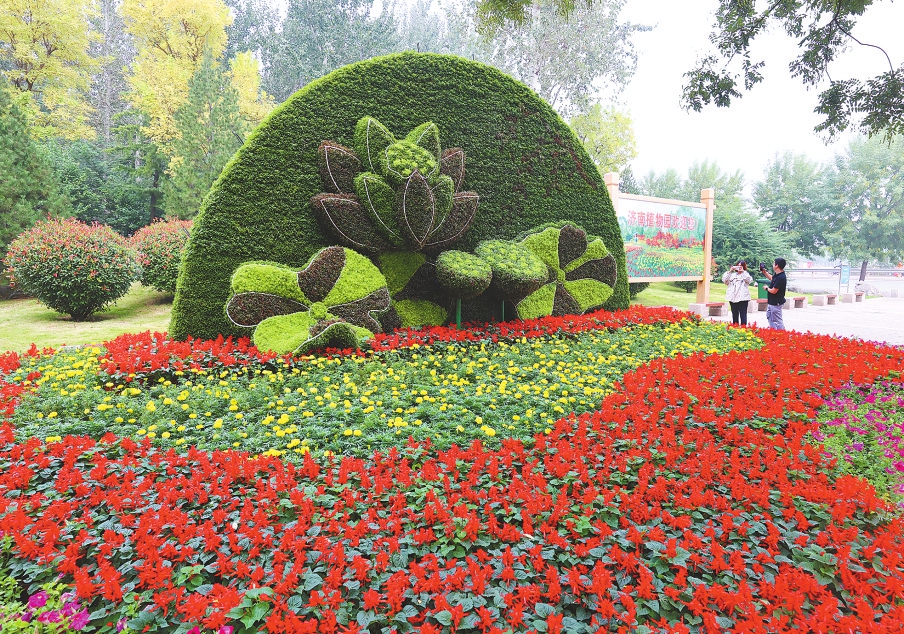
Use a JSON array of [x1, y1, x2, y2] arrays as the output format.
[[617, 0, 904, 188]]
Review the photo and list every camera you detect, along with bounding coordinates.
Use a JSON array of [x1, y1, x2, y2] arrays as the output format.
[[759, 262, 768, 271]]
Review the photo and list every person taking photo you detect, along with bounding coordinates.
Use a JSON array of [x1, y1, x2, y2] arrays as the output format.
[[721, 260, 754, 325], [760, 258, 787, 330]]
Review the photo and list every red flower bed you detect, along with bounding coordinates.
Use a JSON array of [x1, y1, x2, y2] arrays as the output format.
[[1, 313, 904, 632], [95, 306, 685, 384]]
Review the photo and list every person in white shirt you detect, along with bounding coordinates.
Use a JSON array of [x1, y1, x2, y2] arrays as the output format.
[[721, 260, 754, 325]]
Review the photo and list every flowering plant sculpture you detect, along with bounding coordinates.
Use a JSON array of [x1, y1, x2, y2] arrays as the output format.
[[311, 117, 479, 254]]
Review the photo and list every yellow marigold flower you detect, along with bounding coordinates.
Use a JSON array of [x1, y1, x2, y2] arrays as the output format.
[[161, 432, 170, 439], [213, 419, 223, 429]]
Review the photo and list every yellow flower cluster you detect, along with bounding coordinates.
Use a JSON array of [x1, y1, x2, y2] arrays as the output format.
[[7, 321, 761, 458]]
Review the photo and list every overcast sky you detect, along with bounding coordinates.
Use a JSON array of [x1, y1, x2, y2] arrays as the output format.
[[617, 0, 904, 190]]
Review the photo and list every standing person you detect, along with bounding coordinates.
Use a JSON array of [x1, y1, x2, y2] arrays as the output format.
[[760, 258, 787, 330], [721, 260, 754, 324]]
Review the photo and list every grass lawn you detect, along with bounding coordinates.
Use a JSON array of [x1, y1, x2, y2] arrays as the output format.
[[1, 280, 821, 353], [632, 281, 816, 310], [0, 284, 172, 353]]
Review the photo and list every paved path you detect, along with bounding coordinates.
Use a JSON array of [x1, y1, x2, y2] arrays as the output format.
[[705, 297, 904, 346]]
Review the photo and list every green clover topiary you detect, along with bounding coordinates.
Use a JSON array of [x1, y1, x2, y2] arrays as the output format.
[[374, 250, 448, 329], [311, 116, 479, 254], [515, 223, 618, 320], [225, 247, 390, 354]]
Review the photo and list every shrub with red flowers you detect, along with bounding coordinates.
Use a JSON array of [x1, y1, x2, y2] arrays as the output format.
[[129, 219, 192, 294], [3, 218, 138, 320], [1, 311, 904, 632]]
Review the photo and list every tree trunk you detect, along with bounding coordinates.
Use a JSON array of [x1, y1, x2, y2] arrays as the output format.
[[860, 260, 868, 282], [150, 168, 161, 223]]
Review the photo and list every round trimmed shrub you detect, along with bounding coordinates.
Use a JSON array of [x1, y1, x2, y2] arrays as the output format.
[[3, 218, 138, 320], [170, 52, 629, 341], [436, 250, 492, 299], [129, 219, 192, 294]]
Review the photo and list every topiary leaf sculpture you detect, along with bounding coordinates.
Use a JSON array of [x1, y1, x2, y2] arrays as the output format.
[[474, 239, 548, 300], [436, 250, 492, 299], [515, 223, 618, 320], [375, 251, 448, 329], [312, 116, 479, 254], [225, 247, 390, 354]]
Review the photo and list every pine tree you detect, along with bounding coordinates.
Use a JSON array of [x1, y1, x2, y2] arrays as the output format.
[[0, 80, 67, 257], [163, 53, 247, 219]]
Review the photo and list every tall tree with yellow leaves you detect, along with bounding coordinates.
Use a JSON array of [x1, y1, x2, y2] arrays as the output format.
[[120, 0, 273, 150], [0, 0, 100, 139], [119, 0, 232, 146], [229, 51, 274, 129]]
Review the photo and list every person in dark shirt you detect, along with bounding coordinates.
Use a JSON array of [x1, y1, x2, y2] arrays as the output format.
[[759, 258, 787, 330]]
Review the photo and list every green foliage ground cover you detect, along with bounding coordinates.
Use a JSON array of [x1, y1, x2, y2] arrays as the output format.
[[9, 320, 760, 458], [0, 285, 171, 353]]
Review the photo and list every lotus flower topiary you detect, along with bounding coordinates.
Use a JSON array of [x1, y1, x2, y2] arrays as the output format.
[[311, 117, 479, 254], [225, 247, 390, 355]]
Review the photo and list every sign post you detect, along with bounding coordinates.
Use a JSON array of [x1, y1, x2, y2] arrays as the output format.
[[840, 263, 850, 294], [604, 173, 714, 299], [696, 188, 715, 304]]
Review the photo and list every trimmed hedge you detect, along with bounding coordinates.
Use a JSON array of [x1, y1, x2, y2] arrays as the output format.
[[170, 52, 629, 340], [435, 250, 492, 299], [3, 218, 138, 321]]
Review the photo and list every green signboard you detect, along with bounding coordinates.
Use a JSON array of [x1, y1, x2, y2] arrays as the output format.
[[616, 196, 707, 281]]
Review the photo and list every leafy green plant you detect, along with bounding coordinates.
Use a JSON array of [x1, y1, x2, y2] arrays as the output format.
[[3, 218, 138, 320], [435, 250, 492, 299], [129, 218, 192, 294], [474, 240, 547, 300]]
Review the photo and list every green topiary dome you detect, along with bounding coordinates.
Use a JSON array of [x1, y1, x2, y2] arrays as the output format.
[[170, 52, 629, 340]]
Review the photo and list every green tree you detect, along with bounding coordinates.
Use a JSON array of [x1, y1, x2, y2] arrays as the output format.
[[825, 136, 904, 274], [263, 0, 400, 102], [753, 153, 833, 257], [0, 79, 67, 256], [712, 207, 792, 277], [109, 110, 169, 227], [223, 0, 278, 62], [164, 53, 246, 219], [569, 104, 637, 175], [681, 0, 904, 140], [460, 0, 647, 116], [637, 168, 683, 200], [683, 160, 745, 214], [42, 139, 147, 235]]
